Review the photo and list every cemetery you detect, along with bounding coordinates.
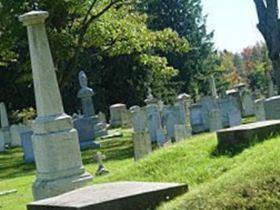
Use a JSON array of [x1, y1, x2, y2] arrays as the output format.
[[0, 0, 280, 210]]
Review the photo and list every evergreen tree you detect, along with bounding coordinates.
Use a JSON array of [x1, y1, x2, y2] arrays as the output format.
[[138, 0, 215, 97]]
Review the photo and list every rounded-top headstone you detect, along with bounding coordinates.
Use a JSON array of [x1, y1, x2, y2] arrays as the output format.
[[130, 106, 140, 113], [110, 103, 128, 128]]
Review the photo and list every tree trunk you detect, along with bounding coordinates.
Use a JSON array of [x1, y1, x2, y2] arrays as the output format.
[[272, 58, 280, 93], [254, 0, 280, 94]]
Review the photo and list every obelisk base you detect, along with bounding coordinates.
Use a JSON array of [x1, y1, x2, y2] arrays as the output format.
[[33, 171, 92, 201], [32, 115, 92, 200]]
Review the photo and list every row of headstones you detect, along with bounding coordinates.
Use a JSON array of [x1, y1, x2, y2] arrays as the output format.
[[0, 102, 32, 155], [127, 82, 261, 160], [189, 82, 260, 134], [190, 95, 242, 133], [255, 95, 280, 121], [128, 93, 192, 161]]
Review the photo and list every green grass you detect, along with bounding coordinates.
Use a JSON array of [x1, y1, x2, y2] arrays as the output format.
[[242, 115, 257, 124], [0, 129, 279, 210]]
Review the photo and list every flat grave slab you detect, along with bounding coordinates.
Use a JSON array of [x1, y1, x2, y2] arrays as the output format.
[[217, 120, 280, 150], [27, 181, 188, 210]]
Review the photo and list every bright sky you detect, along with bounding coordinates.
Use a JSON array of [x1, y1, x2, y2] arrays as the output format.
[[201, 0, 264, 53]]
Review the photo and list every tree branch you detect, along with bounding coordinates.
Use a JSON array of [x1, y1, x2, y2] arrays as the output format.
[[81, 0, 98, 29], [60, 0, 129, 89]]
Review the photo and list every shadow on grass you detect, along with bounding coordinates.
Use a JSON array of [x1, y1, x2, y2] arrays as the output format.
[[82, 132, 134, 165], [211, 133, 277, 157], [0, 147, 35, 180], [0, 130, 134, 180]]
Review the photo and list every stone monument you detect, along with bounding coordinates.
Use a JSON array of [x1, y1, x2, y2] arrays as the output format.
[[73, 71, 104, 149], [176, 94, 192, 133], [10, 124, 32, 147], [219, 96, 241, 128], [209, 109, 223, 132], [236, 84, 255, 117], [77, 71, 95, 117], [130, 106, 152, 161], [190, 104, 205, 133], [209, 75, 218, 99], [109, 103, 130, 128], [163, 106, 177, 141], [264, 96, 280, 120], [254, 98, 266, 121], [0, 102, 12, 145], [173, 103, 191, 141], [19, 10, 92, 200], [21, 130, 35, 163], [146, 104, 166, 146], [0, 131, 5, 152]]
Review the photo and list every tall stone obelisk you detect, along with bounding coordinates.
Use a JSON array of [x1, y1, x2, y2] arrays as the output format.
[[209, 75, 218, 99], [19, 11, 92, 200]]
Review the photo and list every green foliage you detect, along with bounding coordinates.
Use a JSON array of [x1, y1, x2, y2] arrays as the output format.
[[10, 107, 36, 124], [217, 43, 272, 96], [0, 0, 189, 114], [138, 0, 215, 99]]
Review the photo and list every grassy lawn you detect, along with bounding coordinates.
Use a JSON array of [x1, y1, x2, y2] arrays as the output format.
[[0, 129, 280, 210]]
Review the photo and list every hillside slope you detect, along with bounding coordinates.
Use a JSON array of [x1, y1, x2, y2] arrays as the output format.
[[96, 133, 280, 210]]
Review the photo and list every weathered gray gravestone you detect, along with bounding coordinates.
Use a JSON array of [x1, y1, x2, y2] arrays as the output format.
[[190, 104, 205, 133], [163, 106, 177, 140], [241, 91, 255, 117], [0, 131, 5, 152], [19, 10, 92, 200], [177, 93, 192, 114], [109, 103, 130, 128], [0, 102, 9, 127], [219, 97, 241, 128], [177, 93, 192, 128], [237, 85, 255, 117], [146, 104, 166, 146], [0, 102, 12, 145], [98, 111, 106, 124], [199, 96, 219, 130], [130, 106, 152, 161], [173, 104, 191, 141], [208, 109, 223, 132], [174, 124, 189, 142], [228, 103, 242, 127], [176, 94, 192, 136], [21, 130, 35, 163], [73, 71, 103, 149], [254, 98, 266, 121], [264, 96, 280, 120], [10, 124, 32, 147], [130, 106, 147, 133]]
